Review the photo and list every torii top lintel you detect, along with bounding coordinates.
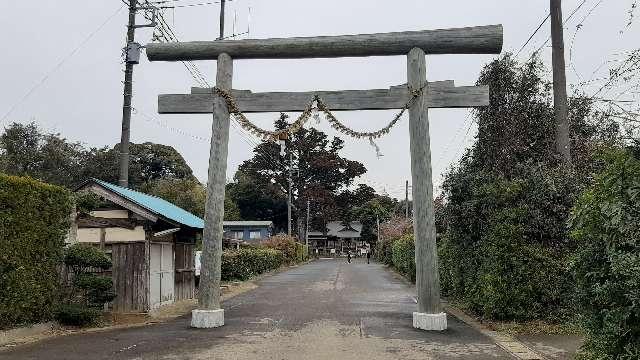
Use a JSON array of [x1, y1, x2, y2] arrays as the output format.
[[146, 25, 503, 61]]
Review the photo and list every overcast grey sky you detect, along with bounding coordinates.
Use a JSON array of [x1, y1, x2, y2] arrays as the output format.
[[0, 0, 637, 199]]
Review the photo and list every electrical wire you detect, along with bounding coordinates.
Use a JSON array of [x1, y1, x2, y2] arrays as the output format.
[[516, 13, 551, 57], [0, 4, 125, 125], [526, 0, 591, 60], [159, 1, 227, 9]]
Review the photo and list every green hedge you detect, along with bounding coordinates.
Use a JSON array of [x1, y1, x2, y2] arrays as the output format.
[[391, 234, 415, 282], [570, 149, 640, 359], [439, 169, 577, 322], [375, 237, 394, 265], [295, 243, 309, 263], [54, 304, 102, 327], [262, 235, 298, 264], [0, 174, 72, 329], [221, 248, 285, 281]]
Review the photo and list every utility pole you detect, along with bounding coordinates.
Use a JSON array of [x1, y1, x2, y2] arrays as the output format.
[[405, 180, 409, 219], [305, 200, 310, 247], [376, 215, 380, 246], [118, 2, 137, 188], [218, 0, 226, 39], [550, 0, 572, 166], [287, 151, 293, 237], [118, 1, 155, 187]]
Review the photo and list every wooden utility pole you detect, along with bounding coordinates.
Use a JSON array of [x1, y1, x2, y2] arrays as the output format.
[[218, 0, 226, 39], [305, 200, 310, 247], [550, 0, 571, 166], [376, 215, 380, 246], [118, 1, 156, 187], [287, 152, 293, 236], [118, 2, 137, 188], [405, 180, 409, 219], [408, 47, 445, 329]]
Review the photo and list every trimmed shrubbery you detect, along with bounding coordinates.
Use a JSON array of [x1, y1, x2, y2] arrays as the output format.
[[0, 174, 73, 329], [54, 304, 103, 327], [439, 169, 577, 321], [262, 235, 298, 263], [220, 236, 308, 281], [221, 248, 285, 281], [376, 217, 412, 266], [570, 149, 640, 359], [56, 244, 115, 327], [391, 234, 416, 283]]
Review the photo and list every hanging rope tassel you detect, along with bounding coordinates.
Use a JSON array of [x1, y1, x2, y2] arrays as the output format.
[[369, 137, 384, 159], [312, 105, 322, 125]]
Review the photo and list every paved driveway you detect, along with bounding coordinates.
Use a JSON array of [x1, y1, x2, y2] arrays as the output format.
[[1, 259, 511, 359]]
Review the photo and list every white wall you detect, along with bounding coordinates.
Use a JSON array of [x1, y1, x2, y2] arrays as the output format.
[[90, 210, 128, 219], [77, 226, 146, 243]]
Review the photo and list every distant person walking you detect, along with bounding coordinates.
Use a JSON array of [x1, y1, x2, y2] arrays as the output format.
[[347, 251, 351, 264], [366, 251, 371, 264]]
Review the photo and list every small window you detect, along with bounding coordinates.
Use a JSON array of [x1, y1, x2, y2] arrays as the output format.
[[249, 230, 261, 239], [233, 231, 244, 239]]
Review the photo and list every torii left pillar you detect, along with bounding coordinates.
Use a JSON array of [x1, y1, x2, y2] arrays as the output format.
[[191, 53, 232, 328]]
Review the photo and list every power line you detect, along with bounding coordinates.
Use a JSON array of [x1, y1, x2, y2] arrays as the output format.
[[527, 0, 590, 59], [436, 110, 473, 169], [149, 0, 233, 4], [159, 1, 227, 9], [0, 4, 125, 125], [142, 0, 284, 170], [516, 13, 551, 57]]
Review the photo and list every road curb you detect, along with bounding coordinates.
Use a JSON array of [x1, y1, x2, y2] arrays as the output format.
[[444, 304, 548, 360], [381, 264, 548, 360]]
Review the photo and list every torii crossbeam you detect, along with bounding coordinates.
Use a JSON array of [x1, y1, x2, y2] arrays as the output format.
[[146, 24, 503, 331]]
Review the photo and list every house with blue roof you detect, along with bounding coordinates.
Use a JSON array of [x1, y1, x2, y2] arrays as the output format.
[[70, 178, 204, 313]]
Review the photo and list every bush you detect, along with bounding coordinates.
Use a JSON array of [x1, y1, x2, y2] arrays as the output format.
[[570, 149, 640, 359], [262, 235, 298, 263], [221, 248, 285, 281], [469, 208, 571, 321], [73, 273, 113, 292], [377, 217, 412, 265], [392, 234, 416, 282], [0, 174, 72, 329], [295, 243, 309, 263], [64, 244, 111, 271], [440, 169, 577, 322], [60, 244, 115, 324], [54, 304, 102, 327]]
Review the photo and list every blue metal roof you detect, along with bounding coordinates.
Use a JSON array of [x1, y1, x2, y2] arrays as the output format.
[[93, 179, 204, 229]]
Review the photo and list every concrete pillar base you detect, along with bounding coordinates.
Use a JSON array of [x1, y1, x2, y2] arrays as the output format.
[[191, 309, 224, 328], [413, 312, 447, 331]]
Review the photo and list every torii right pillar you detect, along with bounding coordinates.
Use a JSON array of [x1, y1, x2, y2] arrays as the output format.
[[408, 47, 446, 331]]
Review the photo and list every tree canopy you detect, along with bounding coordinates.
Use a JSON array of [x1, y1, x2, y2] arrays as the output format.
[[231, 116, 370, 235], [439, 54, 619, 321], [0, 122, 229, 220], [0, 122, 197, 190]]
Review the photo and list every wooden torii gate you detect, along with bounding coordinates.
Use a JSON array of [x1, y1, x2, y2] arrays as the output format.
[[146, 24, 503, 331]]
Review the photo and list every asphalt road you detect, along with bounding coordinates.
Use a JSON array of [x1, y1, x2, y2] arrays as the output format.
[[1, 258, 511, 359]]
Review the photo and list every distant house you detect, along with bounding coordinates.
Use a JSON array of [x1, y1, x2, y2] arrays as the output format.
[[223, 221, 273, 242], [310, 221, 367, 255], [70, 179, 203, 313]]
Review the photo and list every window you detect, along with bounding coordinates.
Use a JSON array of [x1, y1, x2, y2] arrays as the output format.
[[232, 231, 244, 239], [249, 230, 261, 239]]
